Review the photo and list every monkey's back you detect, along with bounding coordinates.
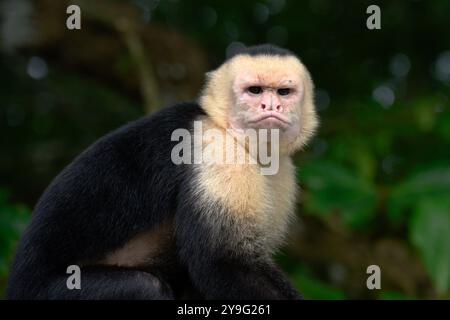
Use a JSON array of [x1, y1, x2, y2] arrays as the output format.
[[6, 102, 205, 299]]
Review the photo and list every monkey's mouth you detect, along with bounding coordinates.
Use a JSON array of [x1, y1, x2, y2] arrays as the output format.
[[249, 113, 290, 125]]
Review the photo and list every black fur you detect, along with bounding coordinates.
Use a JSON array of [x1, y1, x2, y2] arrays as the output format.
[[226, 44, 296, 61], [6, 102, 301, 300]]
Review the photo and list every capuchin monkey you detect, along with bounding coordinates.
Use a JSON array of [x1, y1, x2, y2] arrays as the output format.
[[7, 44, 318, 300]]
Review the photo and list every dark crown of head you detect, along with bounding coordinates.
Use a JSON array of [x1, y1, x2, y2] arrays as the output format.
[[226, 44, 296, 61]]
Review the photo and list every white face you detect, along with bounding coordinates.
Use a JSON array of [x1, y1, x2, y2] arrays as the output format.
[[229, 65, 303, 144]]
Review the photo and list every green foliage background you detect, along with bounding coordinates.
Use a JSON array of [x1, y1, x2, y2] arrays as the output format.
[[0, 0, 449, 299]]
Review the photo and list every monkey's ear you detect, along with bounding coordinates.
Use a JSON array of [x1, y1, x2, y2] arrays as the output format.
[[285, 69, 319, 154]]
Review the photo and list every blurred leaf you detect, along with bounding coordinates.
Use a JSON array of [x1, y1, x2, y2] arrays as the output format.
[[388, 167, 450, 223], [379, 290, 414, 300], [352, 142, 377, 181], [0, 188, 31, 297], [410, 197, 450, 295], [0, 189, 9, 204], [413, 98, 437, 132], [298, 161, 377, 229], [292, 268, 346, 300], [436, 108, 450, 140]]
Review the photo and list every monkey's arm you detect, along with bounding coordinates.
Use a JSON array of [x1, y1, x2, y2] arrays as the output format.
[[175, 193, 301, 300]]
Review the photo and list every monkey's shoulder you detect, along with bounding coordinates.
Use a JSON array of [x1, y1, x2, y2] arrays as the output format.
[[60, 102, 205, 171], [35, 102, 205, 214], [89, 102, 205, 150]]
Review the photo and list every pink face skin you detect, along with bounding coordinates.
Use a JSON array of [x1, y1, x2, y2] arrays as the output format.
[[229, 72, 303, 144]]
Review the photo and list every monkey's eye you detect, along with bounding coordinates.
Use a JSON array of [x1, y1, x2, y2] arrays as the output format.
[[248, 86, 262, 94], [277, 88, 291, 96]]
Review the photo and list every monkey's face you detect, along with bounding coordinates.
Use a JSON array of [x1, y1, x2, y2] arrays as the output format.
[[228, 56, 306, 145], [200, 53, 317, 154]]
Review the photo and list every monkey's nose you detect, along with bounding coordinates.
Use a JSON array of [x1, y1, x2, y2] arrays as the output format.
[[260, 104, 282, 112]]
